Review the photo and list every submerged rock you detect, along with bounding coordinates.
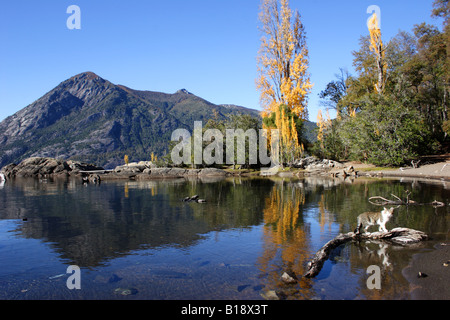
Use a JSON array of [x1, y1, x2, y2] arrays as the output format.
[[114, 287, 138, 296], [182, 195, 207, 203], [417, 272, 428, 278], [281, 272, 297, 284], [260, 290, 280, 300]]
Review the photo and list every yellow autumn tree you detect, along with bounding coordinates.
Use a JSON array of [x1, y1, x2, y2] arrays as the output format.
[[317, 109, 325, 146], [367, 12, 386, 94], [317, 109, 332, 149], [256, 0, 312, 165]]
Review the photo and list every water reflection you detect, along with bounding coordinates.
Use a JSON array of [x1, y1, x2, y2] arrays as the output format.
[[0, 177, 272, 267], [256, 176, 449, 300], [0, 176, 448, 299], [258, 180, 313, 297]]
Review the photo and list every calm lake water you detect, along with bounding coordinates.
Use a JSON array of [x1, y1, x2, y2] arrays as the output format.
[[0, 175, 448, 300]]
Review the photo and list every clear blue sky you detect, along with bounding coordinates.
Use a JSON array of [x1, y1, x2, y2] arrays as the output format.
[[0, 0, 440, 123]]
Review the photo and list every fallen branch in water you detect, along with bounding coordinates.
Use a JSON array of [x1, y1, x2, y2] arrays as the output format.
[[303, 233, 354, 279], [303, 228, 428, 278], [369, 191, 445, 207]]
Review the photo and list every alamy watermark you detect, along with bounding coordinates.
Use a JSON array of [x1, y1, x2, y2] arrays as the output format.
[[170, 121, 281, 171], [367, 5, 381, 30], [66, 265, 81, 290], [67, 5, 81, 30], [366, 265, 381, 290]]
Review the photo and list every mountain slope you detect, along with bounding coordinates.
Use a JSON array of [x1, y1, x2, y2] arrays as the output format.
[[0, 72, 316, 169], [1, 72, 169, 168]]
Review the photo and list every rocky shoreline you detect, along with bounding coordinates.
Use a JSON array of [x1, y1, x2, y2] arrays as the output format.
[[2, 156, 450, 183], [0, 157, 231, 182], [0, 156, 357, 182], [0, 157, 103, 179]]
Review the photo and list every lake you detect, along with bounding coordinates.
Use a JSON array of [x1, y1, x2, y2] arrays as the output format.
[[0, 175, 448, 300]]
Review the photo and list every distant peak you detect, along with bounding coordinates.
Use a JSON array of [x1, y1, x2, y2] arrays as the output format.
[[176, 89, 192, 95], [70, 71, 102, 81], [83, 71, 100, 79]]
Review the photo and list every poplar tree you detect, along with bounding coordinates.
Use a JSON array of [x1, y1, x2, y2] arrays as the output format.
[[256, 0, 312, 164], [367, 12, 386, 94]]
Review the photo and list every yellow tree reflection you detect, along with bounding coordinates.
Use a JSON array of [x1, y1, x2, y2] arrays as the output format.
[[258, 182, 312, 296], [318, 194, 332, 233]]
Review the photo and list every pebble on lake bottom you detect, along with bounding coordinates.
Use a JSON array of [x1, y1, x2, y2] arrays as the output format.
[[114, 288, 138, 296]]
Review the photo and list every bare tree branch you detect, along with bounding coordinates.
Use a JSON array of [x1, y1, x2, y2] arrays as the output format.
[[368, 192, 446, 207]]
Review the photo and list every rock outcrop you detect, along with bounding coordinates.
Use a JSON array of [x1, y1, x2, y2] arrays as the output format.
[[294, 156, 344, 171], [0, 157, 232, 180], [0, 157, 104, 178], [293, 156, 349, 177], [134, 167, 229, 180], [114, 161, 156, 174], [108, 161, 230, 179], [0, 156, 232, 180]]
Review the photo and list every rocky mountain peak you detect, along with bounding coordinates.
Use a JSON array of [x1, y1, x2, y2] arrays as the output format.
[[176, 89, 193, 95], [70, 71, 102, 81], [59, 71, 116, 103]]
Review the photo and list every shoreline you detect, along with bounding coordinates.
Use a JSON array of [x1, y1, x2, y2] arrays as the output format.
[[2, 156, 450, 182], [357, 161, 450, 182], [402, 243, 450, 300]]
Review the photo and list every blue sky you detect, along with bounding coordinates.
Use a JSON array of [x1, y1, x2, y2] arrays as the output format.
[[0, 0, 440, 123]]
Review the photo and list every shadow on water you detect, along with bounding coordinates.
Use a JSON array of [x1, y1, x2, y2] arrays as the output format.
[[0, 175, 448, 299]]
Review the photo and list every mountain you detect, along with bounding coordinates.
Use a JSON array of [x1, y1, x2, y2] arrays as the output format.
[[0, 72, 317, 169]]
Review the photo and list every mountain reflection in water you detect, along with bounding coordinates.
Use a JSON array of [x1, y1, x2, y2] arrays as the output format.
[[0, 176, 448, 299]]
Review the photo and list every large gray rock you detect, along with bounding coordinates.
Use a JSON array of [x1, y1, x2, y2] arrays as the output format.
[[148, 168, 188, 177], [0, 157, 103, 178], [134, 167, 230, 180], [114, 161, 156, 173], [294, 156, 344, 170], [198, 168, 228, 176]]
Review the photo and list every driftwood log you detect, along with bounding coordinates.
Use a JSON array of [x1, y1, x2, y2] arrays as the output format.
[[303, 228, 428, 278], [369, 191, 445, 207]]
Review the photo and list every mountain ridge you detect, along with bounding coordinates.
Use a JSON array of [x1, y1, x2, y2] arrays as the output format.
[[0, 72, 316, 169]]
